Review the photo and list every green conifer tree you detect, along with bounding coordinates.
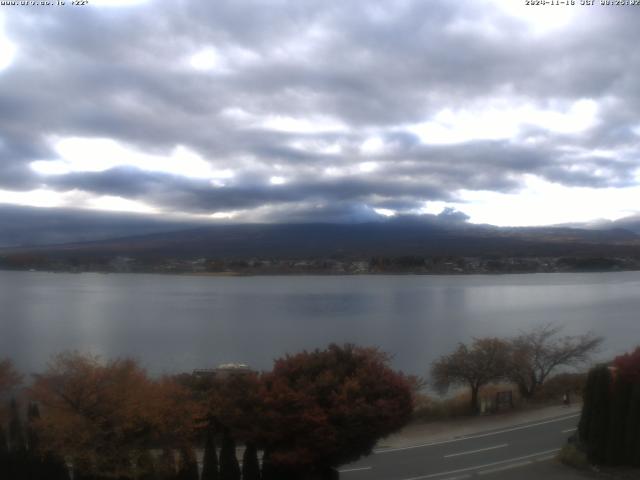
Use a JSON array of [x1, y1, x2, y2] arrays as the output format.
[[41, 451, 71, 480], [0, 426, 9, 480], [626, 383, 640, 467], [26, 403, 44, 480], [219, 428, 240, 480], [201, 427, 219, 480], [241, 443, 260, 480], [26, 403, 40, 451], [605, 378, 632, 465], [177, 446, 199, 480], [578, 367, 596, 442], [7, 398, 29, 480], [157, 448, 177, 480], [585, 366, 611, 464], [136, 450, 157, 480], [8, 398, 26, 452]]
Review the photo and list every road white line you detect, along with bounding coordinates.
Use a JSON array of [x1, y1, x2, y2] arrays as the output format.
[[562, 427, 577, 433], [338, 466, 372, 473], [399, 448, 561, 480], [375, 414, 579, 454], [444, 443, 508, 459], [478, 460, 532, 475]]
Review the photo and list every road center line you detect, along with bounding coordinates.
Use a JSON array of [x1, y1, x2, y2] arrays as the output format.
[[338, 466, 372, 473], [443, 443, 508, 458], [562, 427, 577, 433], [399, 448, 561, 480], [375, 413, 579, 454]]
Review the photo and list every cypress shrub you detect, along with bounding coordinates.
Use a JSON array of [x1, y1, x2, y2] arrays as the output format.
[[177, 446, 199, 480], [626, 382, 640, 467], [242, 443, 260, 480], [219, 428, 240, 480], [157, 448, 178, 480], [136, 450, 157, 480], [201, 427, 219, 480], [577, 367, 595, 442], [41, 451, 71, 480], [581, 365, 611, 464], [0, 426, 9, 480], [605, 377, 632, 465], [8, 398, 26, 452], [580, 361, 640, 467], [260, 449, 275, 480], [26, 402, 40, 452]]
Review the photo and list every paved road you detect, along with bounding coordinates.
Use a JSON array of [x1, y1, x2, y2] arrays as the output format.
[[339, 412, 580, 480]]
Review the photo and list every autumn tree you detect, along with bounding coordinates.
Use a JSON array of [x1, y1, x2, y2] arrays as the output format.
[[207, 372, 264, 442], [0, 359, 21, 396], [613, 346, 640, 383], [258, 343, 413, 478], [431, 337, 510, 413], [29, 352, 200, 479], [507, 324, 602, 399]]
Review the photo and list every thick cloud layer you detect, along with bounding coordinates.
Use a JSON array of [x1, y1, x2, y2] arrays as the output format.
[[1, 1, 639, 224]]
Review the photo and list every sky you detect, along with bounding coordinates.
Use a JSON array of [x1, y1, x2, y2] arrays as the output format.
[[0, 0, 640, 227]]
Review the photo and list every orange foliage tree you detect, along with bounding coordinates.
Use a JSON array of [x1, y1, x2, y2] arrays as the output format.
[[0, 358, 21, 396], [29, 352, 201, 479]]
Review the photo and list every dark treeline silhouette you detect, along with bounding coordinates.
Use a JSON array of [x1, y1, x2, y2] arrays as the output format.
[[0, 400, 70, 480], [0, 344, 414, 480], [577, 346, 640, 467]]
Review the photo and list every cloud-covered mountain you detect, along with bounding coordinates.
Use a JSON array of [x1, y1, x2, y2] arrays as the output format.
[[0, 205, 206, 248], [3, 209, 638, 261]]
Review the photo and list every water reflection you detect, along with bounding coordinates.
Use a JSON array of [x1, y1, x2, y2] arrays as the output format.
[[0, 271, 638, 376]]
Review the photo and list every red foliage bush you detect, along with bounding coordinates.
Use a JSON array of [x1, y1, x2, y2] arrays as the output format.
[[613, 346, 640, 383]]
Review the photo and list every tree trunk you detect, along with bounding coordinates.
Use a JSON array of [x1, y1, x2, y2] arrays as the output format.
[[470, 385, 479, 414]]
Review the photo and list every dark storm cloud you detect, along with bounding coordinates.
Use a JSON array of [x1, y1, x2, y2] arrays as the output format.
[[1, 0, 640, 222]]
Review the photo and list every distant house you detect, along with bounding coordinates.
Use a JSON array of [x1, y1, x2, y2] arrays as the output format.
[[193, 362, 252, 380]]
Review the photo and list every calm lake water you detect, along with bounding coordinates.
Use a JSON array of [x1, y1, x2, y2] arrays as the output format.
[[1, 270, 639, 376]]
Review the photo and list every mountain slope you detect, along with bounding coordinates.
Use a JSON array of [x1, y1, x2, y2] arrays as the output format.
[[4, 220, 640, 260]]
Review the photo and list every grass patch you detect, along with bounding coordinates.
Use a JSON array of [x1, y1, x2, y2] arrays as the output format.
[[558, 444, 589, 470]]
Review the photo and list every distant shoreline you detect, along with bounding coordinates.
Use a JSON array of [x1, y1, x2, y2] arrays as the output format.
[[2, 266, 639, 277]]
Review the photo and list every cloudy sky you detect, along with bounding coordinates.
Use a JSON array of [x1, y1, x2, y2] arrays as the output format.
[[0, 0, 639, 226]]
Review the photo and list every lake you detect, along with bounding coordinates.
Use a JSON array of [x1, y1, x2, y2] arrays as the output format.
[[1, 270, 638, 377]]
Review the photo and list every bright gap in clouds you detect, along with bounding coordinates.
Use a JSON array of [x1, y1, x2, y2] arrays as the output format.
[[190, 47, 225, 72], [374, 208, 396, 217], [87, 195, 158, 214], [31, 137, 234, 181], [0, 189, 78, 208], [0, 188, 158, 214], [446, 175, 640, 226], [221, 108, 349, 134], [409, 99, 598, 145]]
